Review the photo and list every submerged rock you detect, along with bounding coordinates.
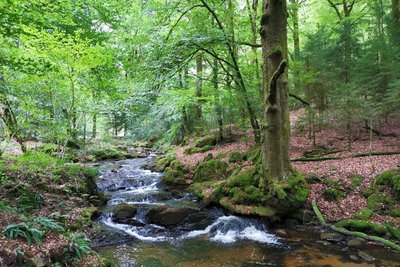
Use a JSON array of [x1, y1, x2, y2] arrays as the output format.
[[112, 203, 137, 224], [145, 205, 198, 227]]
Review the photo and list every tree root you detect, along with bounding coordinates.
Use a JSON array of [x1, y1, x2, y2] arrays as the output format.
[[311, 201, 400, 251]]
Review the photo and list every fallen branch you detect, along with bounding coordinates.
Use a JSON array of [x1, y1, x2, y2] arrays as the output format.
[[292, 151, 400, 162], [311, 201, 400, 251]]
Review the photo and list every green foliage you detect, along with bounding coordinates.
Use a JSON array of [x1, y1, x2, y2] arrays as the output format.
[[227, 151, 243, 163], [367, 193, 396, 212], [3, 216, 65, 246], [69, 234, 91, 259], [350, 174, 365, 187], [324, 188, 346, 201], [376, 169, 400, 199], [355, 209, 373, 220]]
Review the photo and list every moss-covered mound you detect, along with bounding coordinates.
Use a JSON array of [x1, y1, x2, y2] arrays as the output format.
[[193, 160, 229, 182], [376, 168, 400, 199], [228, 152, 243, 163], [195, 135, 218, 148], [163, 168, 187, 186]]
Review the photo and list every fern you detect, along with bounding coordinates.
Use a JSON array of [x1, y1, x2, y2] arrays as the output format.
[[34, 217, 65, 232], [69, 234, 91, 259]]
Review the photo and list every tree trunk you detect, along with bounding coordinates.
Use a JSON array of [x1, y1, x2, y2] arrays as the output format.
[[195, 54, 203, 123], [92, 113, 97, 139], [213, 58, 224, 141], [290, 0, 301, 93], [260, 0, 292, 181]]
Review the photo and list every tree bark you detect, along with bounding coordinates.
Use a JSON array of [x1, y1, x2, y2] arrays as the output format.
[[260, 0, 292, 181], [290, 0, 301, 93], [213, 58, 224, 141], [92, 113, 97, 139], [195, 54, 203, 123]]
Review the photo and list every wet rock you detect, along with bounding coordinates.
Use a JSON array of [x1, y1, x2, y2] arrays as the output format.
[[358, 251, 375, 262], [178, 211, 215, 231], [320, 231, 345, 242], [274, 229, 288, 237], [146, 205, 198, 227], [349, 255, 359, 261], [138, 152, 148, 158], [346, 237, 366, 247], [112, 203, 137, 224]]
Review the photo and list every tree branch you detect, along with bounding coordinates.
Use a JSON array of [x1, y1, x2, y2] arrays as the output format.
[[268, 60, 288, 105]]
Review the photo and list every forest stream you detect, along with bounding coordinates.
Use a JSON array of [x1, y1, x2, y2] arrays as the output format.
[[91, 157, 400, 267]]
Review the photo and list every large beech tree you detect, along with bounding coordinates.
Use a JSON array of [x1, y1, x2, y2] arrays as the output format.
[[260, 0, 291, 181]]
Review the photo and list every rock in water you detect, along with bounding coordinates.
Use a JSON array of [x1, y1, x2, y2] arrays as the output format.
[[145, 205, 198, 227], [112, 203, 137, 224]]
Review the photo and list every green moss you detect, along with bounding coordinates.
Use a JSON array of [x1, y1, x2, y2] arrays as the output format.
[[184, 147, 196, 155], [250, 206, 276, 217], [190, 181, 219, 198], [367, 193, 395, 212], [376, 169, 400, 199], [350, 174, 365, 187], [199, 145, 212, 153], [228, 152, 243, 163], [195, 136, 217, 148], [336, 220, 387, 236], [216, 153, 225, 159], [163, 168, 186, 186], [389, 209, 400, 217], [245, 147, 260, 163], [324, 188, 346, 201], [227, 167, 258, 188], [355, 209, 373, 220], [193, 160, 228, 182], [305, 174, 322, 184], [386, 224, 400, 240]]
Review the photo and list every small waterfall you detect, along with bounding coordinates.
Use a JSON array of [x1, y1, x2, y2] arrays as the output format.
[[97, 158, 279, 245]]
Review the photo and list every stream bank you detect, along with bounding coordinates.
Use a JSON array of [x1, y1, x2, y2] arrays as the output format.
[[91, 157, 400, 266]]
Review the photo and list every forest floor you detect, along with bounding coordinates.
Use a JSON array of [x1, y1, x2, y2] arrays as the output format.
[[176, 112, 400, 226]]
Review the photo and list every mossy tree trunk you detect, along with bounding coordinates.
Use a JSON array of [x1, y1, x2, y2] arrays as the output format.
[[260, 0, 292, 181]]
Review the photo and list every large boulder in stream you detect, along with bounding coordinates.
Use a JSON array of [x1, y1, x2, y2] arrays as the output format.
[[145, 205, 200, 227], [112, 203, 138, 224]]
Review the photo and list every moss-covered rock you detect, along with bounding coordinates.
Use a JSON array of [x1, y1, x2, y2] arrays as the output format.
[[228, 152, 243, 163], [324, 188, 346, 201], [193, 160, 228, 182], [163, 168, 187, 186], [112, 203, 137, 224], [367, 193, 395, 212], [195, 136, 217, 148], [376, 168, 400, 199]]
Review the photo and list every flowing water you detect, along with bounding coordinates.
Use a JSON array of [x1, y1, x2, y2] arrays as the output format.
[[93, 157, 400, 267]]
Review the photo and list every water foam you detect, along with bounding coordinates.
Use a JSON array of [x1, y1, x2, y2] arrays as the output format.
[[184, 216, 279, 244]]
